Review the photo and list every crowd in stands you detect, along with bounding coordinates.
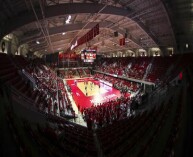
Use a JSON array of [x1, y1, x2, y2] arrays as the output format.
[[95, 56, 178, 83], [95, 57, 151, 79], [82, 89, 145, 129], [83, 97, 130, 129], [58, 68, 91, 79], [145, 57, 177, 82], [77, 68, 84, 77], [0, 53, 75, 119], [84, 68, 91, 77], [66, 69, 77, 78], [25, 62, 75, 117], [94, 73, 141, 93], [96, 96, 176, 157]]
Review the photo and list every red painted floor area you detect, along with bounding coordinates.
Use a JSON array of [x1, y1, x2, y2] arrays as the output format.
[[67, 78, 122, 110]]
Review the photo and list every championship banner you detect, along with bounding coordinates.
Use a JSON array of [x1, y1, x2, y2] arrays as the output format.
[[72, 23, 100, 50], [119, 38, 125, 46]]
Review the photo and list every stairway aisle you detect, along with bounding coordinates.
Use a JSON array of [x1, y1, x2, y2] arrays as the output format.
[[93, 131, 104, 157]]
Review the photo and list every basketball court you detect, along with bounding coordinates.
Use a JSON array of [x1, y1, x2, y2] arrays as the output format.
[[66, 78, 122, 110]]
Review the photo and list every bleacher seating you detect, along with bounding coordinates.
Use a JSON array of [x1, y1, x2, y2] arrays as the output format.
[[83, 97, 131, 129], [95, 56, 178, 83], [94, 73, 141, 93], [0, 53, 75, 118], [84, 68, 91, 77]]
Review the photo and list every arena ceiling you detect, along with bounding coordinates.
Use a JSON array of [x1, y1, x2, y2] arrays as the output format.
[[0, 0, 191, 55]]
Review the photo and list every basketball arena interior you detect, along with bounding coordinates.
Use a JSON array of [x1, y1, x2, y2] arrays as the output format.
[[0, 0, 193, 157]]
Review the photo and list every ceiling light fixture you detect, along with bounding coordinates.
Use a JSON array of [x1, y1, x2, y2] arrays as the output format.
[[36, 40, 40, 44], [62, 32, 66, 35]]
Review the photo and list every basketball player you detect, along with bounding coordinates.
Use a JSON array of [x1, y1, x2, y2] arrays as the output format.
[[90, 82, 93, 90], [75, 80, 77, 86]]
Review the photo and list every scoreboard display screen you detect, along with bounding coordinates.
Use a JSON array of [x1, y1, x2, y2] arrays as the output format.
[[81, 53, 85, 60], [85, 53, 96, 60], [81, 49, 96, 62]]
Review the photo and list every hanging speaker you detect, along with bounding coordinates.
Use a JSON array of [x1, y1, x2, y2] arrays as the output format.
[[114, 31, 118, 37]]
